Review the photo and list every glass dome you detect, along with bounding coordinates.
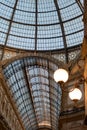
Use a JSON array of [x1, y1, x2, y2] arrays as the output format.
[[0, 0, 84, 51], [0, 1, 84, 130]]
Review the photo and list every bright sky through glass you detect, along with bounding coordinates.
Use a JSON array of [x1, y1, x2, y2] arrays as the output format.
[[0, 0, 84, 50], [3, 56, 62, 130]]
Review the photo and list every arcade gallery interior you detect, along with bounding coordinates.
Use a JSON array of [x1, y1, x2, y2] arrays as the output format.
[[0, 0, 87, 130]]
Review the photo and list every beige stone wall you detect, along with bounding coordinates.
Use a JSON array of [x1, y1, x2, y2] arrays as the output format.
[[0, 82, 25, 130]]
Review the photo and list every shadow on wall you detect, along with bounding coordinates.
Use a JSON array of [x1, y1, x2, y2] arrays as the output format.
[[84, 115, 87, 125]]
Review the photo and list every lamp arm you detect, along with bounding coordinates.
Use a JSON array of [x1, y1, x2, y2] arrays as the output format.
[[58, 82, 75, 93], [58, 76, 84, 93]]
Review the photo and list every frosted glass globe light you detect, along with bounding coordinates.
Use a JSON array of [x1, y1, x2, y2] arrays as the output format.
[[69, 88, 82, 101], [54, 68, 69, 83]]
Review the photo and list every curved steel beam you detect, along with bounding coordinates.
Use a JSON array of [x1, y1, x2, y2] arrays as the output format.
[[35, 0, 38, 50], [0, 14, 83, 26], [11, 63, 36, 129], [1, 0, 19, 60], [23, 59, 38, 128], [2, 53, 67, 70], [75, 0, 84, 13], [53, 0, 68, 63]]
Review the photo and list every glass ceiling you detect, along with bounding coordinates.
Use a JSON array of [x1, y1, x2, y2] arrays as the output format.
[[3, 56, 62, 130], [0, 0, 84, 129], [0, 0, 84, 51]]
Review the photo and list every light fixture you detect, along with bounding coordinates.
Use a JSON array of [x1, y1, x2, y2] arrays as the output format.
[[53, 68, 69, 83], [69, 87, 82, 102], [54, 68, 82, 103]]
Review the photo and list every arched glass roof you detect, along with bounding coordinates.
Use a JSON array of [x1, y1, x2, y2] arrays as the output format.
[[0, 0, 84, 129], [0, 0, 84, 51], [3, 56, 62, 130]]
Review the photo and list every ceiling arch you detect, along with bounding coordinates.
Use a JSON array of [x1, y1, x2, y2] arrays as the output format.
[[2, 55, 62, 130]]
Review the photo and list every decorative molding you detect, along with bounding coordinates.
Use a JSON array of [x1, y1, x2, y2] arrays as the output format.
[[0, 77, 25, 130], [1, 52, 67, 69]]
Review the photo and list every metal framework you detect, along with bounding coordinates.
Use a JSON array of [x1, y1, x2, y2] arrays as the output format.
[[0, 0, 85, 130], [2, 55, 62, 130], [54, 0, 68, 63], [0, 0, 84, 62]]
